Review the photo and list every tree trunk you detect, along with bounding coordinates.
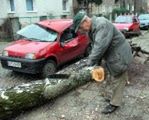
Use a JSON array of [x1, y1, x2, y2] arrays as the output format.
[[0, 69, 92, 119]]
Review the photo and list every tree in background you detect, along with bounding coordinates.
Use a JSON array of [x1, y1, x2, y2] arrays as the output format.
[[93, 0, 102, 6], [112, 7, 129, 20], [115, 0, 119, 3], [76, 0, 102, 14]]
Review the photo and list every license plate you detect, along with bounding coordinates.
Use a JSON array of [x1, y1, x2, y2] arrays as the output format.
[[7, 61, 21, 68]]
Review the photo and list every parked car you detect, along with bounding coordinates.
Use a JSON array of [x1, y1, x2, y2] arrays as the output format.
[[113, 15, 141, 37], [138, 14, 149, 29], [0, 19, 91, 77]]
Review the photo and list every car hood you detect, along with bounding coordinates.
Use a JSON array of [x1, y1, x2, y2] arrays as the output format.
[[113, 23, 133, 30], [5, 39, 53, 56]]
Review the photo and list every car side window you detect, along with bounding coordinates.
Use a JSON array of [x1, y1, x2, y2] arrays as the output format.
[[60, 28, 77, 42]]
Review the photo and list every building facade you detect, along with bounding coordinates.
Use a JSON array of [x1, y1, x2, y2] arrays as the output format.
[[0, 0, 73, 26]]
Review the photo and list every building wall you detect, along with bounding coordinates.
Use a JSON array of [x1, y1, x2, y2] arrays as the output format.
[[147, 0, 149, 12], [0, 0, 73, 26], [0, 0, 9, 25]]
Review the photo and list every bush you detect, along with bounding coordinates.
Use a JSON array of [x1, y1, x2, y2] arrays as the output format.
[[112, 7, 129, 20]]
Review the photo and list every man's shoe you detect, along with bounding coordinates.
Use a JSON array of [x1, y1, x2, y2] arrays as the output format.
[[102, 104, 118, 114]]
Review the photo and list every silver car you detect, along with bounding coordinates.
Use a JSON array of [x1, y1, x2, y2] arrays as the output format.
[[138, 14, 149, 29]]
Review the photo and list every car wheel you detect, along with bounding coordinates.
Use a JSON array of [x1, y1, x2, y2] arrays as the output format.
[[84, 44, 92, 57], [42, 60, 57, 78]]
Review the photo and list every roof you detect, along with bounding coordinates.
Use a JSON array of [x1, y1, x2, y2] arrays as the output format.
[[37, 19, 72, 33]]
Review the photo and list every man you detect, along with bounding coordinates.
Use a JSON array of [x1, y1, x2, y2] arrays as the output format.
[[73, 11, 133, 114]]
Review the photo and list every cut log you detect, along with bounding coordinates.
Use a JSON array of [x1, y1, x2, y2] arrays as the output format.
[[91, 66, 105, 82], [0, 69, 92, 119]]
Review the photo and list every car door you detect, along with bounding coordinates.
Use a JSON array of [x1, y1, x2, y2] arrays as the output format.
[[58, 28, 81, 63], [76, 32, 90, 55]]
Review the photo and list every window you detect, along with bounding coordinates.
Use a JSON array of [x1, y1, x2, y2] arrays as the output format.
[[62, 0, 67, 11], [26, 0, 34, 11], [17, 24, 58, 42], [60, 28, 77, 42], [115, 16, 132, 23], [9, 0, 15, 11]]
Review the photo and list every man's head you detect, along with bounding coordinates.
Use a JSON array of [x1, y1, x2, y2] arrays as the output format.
[[73, 11, 92, 33]]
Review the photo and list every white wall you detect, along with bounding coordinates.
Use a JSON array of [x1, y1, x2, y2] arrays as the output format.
[[20, 0, 72, 17], [0, 0, 10, 25], [0, 0, 73, 26]]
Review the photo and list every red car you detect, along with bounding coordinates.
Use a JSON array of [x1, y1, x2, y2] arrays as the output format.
[[113, 15, 141, 37], [0, 19, 90, 77]]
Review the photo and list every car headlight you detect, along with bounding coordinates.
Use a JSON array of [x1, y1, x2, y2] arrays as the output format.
[[124, 27, 129, 31], [25, 53, 36, 59], [2, 50, 8, 56]]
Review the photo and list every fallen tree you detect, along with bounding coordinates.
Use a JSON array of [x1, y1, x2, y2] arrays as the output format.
[[129, 41, 149, 64], [0, 68, 100, 119]]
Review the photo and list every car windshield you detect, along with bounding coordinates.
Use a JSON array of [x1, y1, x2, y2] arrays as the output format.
[[138, 14, 149, 20], [115, 16, 132, 23], [17, 24, 58, 42]]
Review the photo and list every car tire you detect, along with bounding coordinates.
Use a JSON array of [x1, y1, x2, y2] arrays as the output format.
[[42, 60, 57, 78], [84, 44, 92, 57]]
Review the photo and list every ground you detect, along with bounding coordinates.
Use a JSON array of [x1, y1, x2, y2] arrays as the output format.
[[0, 32, 149, 120]]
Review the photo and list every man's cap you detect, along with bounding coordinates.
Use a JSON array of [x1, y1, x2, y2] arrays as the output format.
[[73, 11, 87, 32]]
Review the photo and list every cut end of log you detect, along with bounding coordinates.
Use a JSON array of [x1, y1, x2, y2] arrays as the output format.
[[91, 66, 105, 82]]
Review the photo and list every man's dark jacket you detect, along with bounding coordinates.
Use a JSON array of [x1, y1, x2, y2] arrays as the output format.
[[88, 16, 133, 76]]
